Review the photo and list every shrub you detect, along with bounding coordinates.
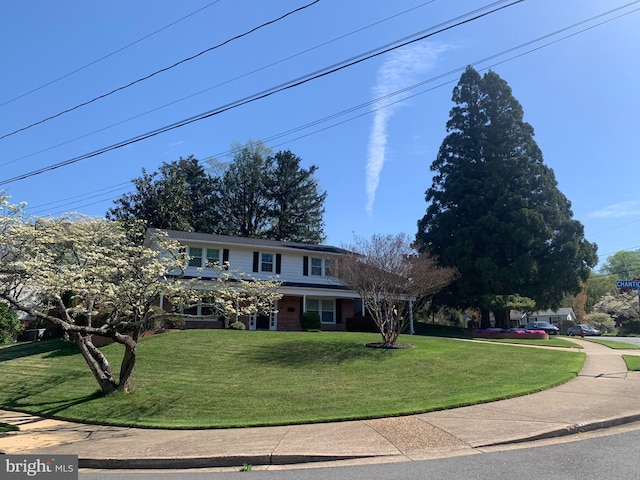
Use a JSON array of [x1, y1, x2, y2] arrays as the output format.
[[162, 315, 185, 330], [0, 303, 22, 344], [229, 321, 246, 330], [300, 312, 321, 330], [584, 312, 617, 334]]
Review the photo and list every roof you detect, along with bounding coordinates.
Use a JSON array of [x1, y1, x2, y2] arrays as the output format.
[[529, 308, 576, 317], [149, 229, 352, 255]]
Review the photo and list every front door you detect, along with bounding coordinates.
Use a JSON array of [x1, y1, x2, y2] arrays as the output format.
[[256, 314, 270, 330]]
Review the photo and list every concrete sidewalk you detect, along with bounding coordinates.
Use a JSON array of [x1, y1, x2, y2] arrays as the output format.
[[2, 339, 640, 469]]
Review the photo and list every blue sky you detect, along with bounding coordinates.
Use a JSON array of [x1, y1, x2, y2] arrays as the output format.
[[1, 0, 639, 269]]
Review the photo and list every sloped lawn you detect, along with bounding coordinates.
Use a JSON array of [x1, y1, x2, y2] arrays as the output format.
[[0, 330, 584, 428]]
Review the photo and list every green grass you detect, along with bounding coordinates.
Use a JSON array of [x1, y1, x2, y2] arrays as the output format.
[[473, 337, 581, 348], [0, 422, 19, 433], [0, 330, 585, 429], [624, 355, 640, 371], [584, 338, 640, 349]]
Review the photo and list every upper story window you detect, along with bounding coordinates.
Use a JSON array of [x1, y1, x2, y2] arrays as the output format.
[[261, 253, 274, 272], [253, 251, 281, 274], [305, 256, 332, 277], [206, 248, 220, 267], [187, 246, 221, 268], [187, 247, 203, 267], [311, 257, 323, 276]]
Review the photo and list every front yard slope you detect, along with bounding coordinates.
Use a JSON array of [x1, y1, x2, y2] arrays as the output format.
[[0, 330, 584, 428]]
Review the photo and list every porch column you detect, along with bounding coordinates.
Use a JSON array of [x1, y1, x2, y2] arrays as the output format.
[[409, 299, 414, 335]]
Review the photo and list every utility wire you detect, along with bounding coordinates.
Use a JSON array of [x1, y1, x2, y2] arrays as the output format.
[[0, 0, 524, 186], [0, 0, 438, 168], [15, 1, 640, 212], [0, 1, 223, 108], [0, 0, 320, 141]]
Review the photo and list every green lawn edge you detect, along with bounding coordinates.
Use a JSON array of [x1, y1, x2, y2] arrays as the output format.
[[0, 422, 19, 433], [584, 338, 640, 349], [623, 355, 640, 371], [0, 331, 585, 429]]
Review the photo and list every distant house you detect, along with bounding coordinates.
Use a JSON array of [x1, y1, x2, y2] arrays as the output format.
[[153, 229, 363, 331], [511, 307, 577, 328]]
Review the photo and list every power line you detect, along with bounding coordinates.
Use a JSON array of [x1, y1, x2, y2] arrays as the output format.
[[0, 0, 320, 141], [0, 0, 438, 168], [0, 1, 223, 108], [0, 0, 524, 186], [15, 2, 640, 216]]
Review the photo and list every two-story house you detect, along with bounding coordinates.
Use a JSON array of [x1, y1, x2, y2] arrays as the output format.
[[155, 229, 361, 331]]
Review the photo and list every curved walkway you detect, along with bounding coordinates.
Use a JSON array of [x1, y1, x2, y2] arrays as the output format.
[[2, 339, 640, 469]]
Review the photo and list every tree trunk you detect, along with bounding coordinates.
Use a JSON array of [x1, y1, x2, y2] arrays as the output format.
[[117, 328, 139, 393], [493, 309, 509, 329], [480, 308, 491, 329], [74, 334, 118, 395], [118, 339, 137, 393]]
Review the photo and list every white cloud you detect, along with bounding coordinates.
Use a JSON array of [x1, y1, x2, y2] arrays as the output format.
[[365, 42, 447, 215], [590, 201, 640, 218]]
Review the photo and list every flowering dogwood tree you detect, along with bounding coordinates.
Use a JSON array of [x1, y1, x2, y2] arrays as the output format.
[[0, 195, 281, 394]]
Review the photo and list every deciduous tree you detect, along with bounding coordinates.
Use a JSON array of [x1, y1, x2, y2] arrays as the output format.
[[332, 233, 457, 347], [0, 195, 281, 394]]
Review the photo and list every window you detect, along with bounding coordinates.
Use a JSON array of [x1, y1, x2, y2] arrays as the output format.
[[311, 257, 323, 276], [183, 298, 219, 318], [206, 248, 220, 267], [306, 298, 335, 324], [261, 253, 274, 272], [187, 247, 203, 267], [187, 246, 221, 268]]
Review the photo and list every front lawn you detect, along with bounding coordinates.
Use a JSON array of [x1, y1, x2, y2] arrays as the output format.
[[0, 330, 584, 428]]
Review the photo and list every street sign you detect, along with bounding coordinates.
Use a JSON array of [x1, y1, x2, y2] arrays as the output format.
[[616, 280, 640, 289]]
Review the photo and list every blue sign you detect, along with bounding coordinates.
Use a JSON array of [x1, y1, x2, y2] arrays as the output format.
[[616, 280, 640, 289]]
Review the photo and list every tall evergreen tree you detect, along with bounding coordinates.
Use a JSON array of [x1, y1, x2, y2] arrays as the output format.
[[267, 150, 327, 243], [109, 143, 328, 244], [216, 141, 273, 238], [416, 67, 597, 328], [107, 156, 220, 234]]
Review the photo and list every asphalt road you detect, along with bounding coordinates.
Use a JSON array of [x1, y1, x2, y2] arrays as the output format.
[[611, 336, 640, 347], [79, 424, 640, 480]]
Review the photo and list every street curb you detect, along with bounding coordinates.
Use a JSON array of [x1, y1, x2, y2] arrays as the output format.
[[476, 414, 640, 448], [78, 415, 640, 470], [79, 454, 387, 469]]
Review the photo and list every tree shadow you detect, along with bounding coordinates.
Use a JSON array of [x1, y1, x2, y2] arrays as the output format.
[[0, 339, 76, 363], [5, 391, 103, 418], [250, 339, 397, 367]]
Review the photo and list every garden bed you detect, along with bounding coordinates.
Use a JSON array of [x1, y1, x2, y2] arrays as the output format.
[[470, 329, 549, 340]]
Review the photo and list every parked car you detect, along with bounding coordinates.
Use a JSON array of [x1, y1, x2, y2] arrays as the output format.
[[524, 321, 560, 335], [567, 324, 602, 336]]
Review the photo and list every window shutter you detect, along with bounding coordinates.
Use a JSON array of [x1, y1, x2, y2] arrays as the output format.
[[223, 248, 229, 269], [303, 256, 308, 276], [336, 299, 342, 324], [253, 252, 259, 272], [275, 254, 282, 274]]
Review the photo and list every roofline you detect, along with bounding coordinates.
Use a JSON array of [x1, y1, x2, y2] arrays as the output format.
[[148, 228, 353, 255]]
